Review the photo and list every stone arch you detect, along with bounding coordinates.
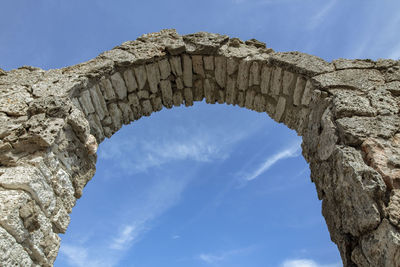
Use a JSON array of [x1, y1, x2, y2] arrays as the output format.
[[0, 29, 399, 266]]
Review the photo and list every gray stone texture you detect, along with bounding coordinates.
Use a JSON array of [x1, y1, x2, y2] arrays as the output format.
[[0, 29, 399, 266]]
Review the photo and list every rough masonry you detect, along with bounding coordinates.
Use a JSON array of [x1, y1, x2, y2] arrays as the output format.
[[0, 30, 399, 266]]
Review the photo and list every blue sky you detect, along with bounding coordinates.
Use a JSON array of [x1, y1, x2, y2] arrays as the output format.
[[1, 1, 400, 267]]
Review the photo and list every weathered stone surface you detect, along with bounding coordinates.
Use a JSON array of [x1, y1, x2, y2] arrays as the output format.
[[182, 54, 193, 87], [260, 64, 272, 94], [1, 30, 399, 267], [225, 76, 236, 105], [237, 60, 250, 91], [270, 51, 335, 76], [160, 80, 173, 108], [158, 58, 171, 80], [110, 72, 128, 100], [145, 63, 161, 93], [249, 61, 260, 86], [362, 134, 400, 189], [134, 65, 147, 90], [173, 90, 183, 107], [388, 189, 400, 226], [314, 69, 385, 91], [89, 84, 108, 120], [281, 70, 295, 95], [0, 226, 33, 266], [78, 89, 95, 115], [333, 58, 375, 70], [215, 56, 226, 88], [331, 89, 376, 118], [270, 67, 283, 95], [274, 96, 286, 122], [183, 87, 194, 107], [183, 32, 228, 54], [293, 76, 306, 106], [108, 103, 123, 130], [204, 56, 214, 70], [122, 69, 138, 92], [381, 81, 400, 96], [353, 219, 400, 267], [337, 115, 400, 146], [192, 55, 205, 77], [99, 78, 116, 100], [204, 79, 216, 104], [170, 56, 183, 76], [301, 80, 313, 106]]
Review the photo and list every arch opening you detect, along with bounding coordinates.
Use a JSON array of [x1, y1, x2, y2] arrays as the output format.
[[56, 102, 341, 267]]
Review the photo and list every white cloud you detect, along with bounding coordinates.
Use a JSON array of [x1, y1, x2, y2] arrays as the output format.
[[60, 173, 193, 266], [99, 121, 252, 175], [281, 259, 341, 267], [308, 0, 337, 30], [110, 225, 138, 250], [60, 244, 114, 267], [199, 253, 225, 264], [197, 247, 254, 265], [243, 141, 301, 181]]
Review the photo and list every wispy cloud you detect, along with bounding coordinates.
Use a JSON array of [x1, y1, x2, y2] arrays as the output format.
[[243, 141, 301, 181], [99, 121, 253, 175], [281, 259, 341, 267], [197, 247, 254, 265], [60, 244, 115, 267], [308, 0, 337, 30], [60, 174, 193, 266], [110, 224, 138, 250]]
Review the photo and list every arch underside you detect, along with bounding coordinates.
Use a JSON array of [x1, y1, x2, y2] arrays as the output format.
[[0, 29, 399, 266]]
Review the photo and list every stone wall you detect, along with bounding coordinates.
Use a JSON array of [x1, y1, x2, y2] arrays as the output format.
[[0, 29, 399, 266]]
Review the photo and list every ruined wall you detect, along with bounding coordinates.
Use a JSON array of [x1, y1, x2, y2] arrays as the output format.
[[0, 30, 399, 266]]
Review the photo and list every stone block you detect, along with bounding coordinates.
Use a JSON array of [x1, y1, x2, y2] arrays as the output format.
[[260, 64, 272, 94], [204, 56, 214, 70], [249, 61, 260, 86], [78, 90, 95, 115], [170, 56, 183, 76], [237, 60, 250, 91], [193, 79, 204, 101], [245, 90, 256, 110], [225, 76, 236, 105], [215, 56, 227, 88], [271, 67, 283, 95], [301, 80, 313, 106], [134, 65, 147, 90], [108, 103, 123, 130], [173, 91, 183, 107], [158, 58, 171, 79], [184, 88, 194, 107], [123, 69, 138, 92], [110, 72, 128, 100], [99, 78, 116, 100], [145, 63, 161, 93], [182, 54, 193, 87], [274, 96, 286, 122], [204, 79, 216, 104], [293, 76, 306, 106], [282, 70, 295, 95], [89, 84, 108, 120], [160, 80, 173, 108], [192, 55, 205, 77]]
